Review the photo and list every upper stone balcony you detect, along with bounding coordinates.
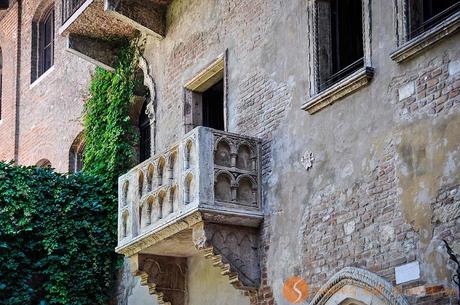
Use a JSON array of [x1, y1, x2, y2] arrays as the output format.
[[115, 127, 263, 304], [59, 0, 170, 69]]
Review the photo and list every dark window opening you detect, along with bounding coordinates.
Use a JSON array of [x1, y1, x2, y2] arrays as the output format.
[[69, 132, 85, 173], [202, 80, 225, 131], [32, 6, 54, 82], [317, 0, 364, 92], [36, 159, 52, 168], [40, 9, 54, 75], [408, 0, 460, 40], [69, 145, 84, 173], [139, 100, 151, 163]]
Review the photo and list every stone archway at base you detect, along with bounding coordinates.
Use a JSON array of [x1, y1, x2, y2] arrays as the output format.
[[309, 267, 410, 305]]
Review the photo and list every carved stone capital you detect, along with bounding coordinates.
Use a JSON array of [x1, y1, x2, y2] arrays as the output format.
[[130, 254, 187, 305], [192, 222, 260, 295]]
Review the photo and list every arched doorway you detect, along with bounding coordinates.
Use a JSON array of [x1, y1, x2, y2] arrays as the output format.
[[310, 267, 410, 305]]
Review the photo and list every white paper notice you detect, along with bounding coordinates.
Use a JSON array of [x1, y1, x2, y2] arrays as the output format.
[[395, 261, 420, 284]]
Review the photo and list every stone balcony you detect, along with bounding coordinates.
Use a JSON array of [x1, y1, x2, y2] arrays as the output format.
[[59, 0, 170, 69], [115, 127, 263, 305]]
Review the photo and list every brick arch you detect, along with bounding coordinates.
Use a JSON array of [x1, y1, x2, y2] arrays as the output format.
[[310, 267, 410, 305]]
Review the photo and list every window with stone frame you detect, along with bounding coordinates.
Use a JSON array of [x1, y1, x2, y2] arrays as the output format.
[[302, 0, 373, 114], [184, 53, 227, 133], [31, 5, 55, 82], [69, 132, 85, 173], [406, 0, 460, 41], [391, 0, 460, 62], [317, 0, 365, 91]]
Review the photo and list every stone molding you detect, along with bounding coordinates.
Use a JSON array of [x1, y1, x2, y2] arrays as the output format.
[[302, 67, 374, 114], [116, 211, 203, 257], [309, 267, 410, 305], [305, 0, 373, 107], [184, 55, 225, 92], [390, 11, 460, 63]]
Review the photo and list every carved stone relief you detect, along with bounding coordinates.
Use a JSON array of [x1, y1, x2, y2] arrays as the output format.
[[130, 254, 188, 305], [192, 222, 260, 292]]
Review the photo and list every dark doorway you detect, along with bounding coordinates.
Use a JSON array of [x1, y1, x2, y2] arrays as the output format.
[[139, 100, 151, 163], [202, 79, 225, 131]]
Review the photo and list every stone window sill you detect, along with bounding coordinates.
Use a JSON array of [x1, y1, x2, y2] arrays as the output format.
[[30, 65, 55, 89], [390, 11, 460, 63], [302, 66, 374, 114]]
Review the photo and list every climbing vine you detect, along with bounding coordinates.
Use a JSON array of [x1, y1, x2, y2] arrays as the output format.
[[83, 40, 142, 183], [0, 40, 143, 304]]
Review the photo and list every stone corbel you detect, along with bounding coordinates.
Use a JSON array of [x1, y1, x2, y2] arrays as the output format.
[[192, 222, 260, 297], [129, 254, 188, 305]]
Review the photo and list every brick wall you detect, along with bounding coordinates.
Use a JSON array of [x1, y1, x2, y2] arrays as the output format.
[[0, 2, 19, 161], [0, 0, 94, 171]]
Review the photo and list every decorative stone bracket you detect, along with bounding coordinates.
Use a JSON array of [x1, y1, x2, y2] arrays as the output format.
[[130, 254, 188, 305], [192, 222, 260, 293], [128, 220, 261, 305]]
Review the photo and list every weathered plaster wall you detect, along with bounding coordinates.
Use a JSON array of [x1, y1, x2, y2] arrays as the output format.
[[116, 258, 157, 305], [187, 254, 251, 305], [139, 0, 459, 304], [117, 255, 251, 305]]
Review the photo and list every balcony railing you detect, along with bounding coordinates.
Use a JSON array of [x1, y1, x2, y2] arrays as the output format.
[[116, 126, 262, 252], [62, 0, 86, 24]]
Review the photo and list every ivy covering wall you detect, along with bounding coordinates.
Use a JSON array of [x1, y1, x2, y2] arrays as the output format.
[[83, 42, 140, 182], [0, 163, 116, 304], [0, 42, 141, 304]]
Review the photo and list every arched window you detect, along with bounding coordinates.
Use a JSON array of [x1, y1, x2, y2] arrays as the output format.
[[139, 100, 151, 163], [36, 159, 52, 168], [31, 4, 54, 82], [69, 132, 85, 173]]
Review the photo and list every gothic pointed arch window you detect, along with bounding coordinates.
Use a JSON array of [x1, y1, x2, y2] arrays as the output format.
[[139, 99, 151, 163], [69, 132, 85, 173], [36, 159, 52, 168]]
